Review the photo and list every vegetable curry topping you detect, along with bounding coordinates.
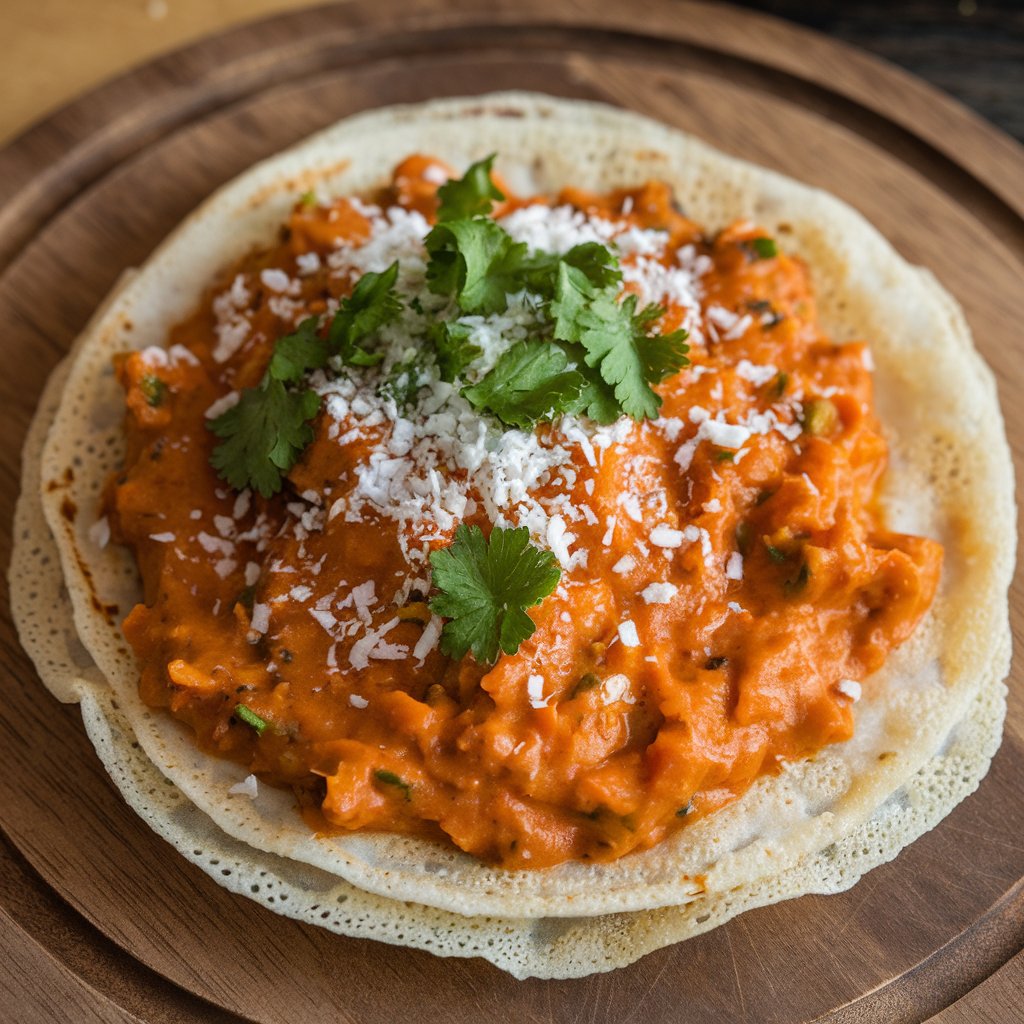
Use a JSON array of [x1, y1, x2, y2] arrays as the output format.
[[105, 155, 942, 869]]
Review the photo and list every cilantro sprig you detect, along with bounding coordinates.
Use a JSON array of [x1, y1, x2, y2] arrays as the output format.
[[436, 153, 505, 221], [428, 524, 561, 664], [462, 340, 585, 429], [424, 155, 689, 425], [329, 261, 403, 365], [208, 263, 402, 496], [210, 376, 321, 498], [428, 321, 481, 383], [208, 155, 694, 497]]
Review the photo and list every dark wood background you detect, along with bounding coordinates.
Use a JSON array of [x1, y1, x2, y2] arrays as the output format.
[[735, 0, 1024, 141]]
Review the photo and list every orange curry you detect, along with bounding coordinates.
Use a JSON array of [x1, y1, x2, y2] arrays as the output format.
[[106, 156, 942, 869]]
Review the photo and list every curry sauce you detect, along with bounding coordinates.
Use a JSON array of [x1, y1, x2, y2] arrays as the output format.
[[106, 157, 942, 869]]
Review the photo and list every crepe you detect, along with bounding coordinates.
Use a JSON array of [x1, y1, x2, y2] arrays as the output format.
[[9, 93, 1015, 978]]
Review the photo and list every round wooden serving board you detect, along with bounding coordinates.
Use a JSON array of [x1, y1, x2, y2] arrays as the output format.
[[1, 2, 1022, 1021]]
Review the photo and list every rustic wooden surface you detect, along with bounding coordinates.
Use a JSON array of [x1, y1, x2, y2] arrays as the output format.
[[1, 2, 1022, 1021], [731, 0, 1024, 144], [4, 1, 1021, 148]]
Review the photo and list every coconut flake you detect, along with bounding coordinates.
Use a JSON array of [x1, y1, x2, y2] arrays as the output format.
[[641, 582, 678, 604], [250, 602, 271, 634], [527, 673, 552, 709], [650, 525, 684, 548], [413, 615, 443, 665], [726, 551, 744, 580], [617, 621, 640, 647]]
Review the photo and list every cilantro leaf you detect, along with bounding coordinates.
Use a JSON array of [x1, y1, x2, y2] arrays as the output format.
[[428, 321, 481, 383], [632, 304, 692, 384], [505, 242, 621, 299], [379, 349, 430, 407], [571, 359, 623, 424], [429, 524, 561, 664], [561, 242, 623, 291], [425, 219, 530, 314], [209, 265, 401, 496], [436, 154, 505, 222], [462, 340, 585, 429], [550, 262, 594, 343], [576, 293, 689, 421], [209, 379, 320, 497], [268, 316, 329, 382], [329, 261, 402, 365]]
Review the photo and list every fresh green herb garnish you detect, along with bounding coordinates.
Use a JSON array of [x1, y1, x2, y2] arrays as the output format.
[[209, 265, 403, 495], [426, 217, 531, 315], [428, 524, 561, 664], [267, 316, 330, 382], [745, 237, 779, 260], [462, 340, 585, 430], [299, 189, 318, 207], [139, 374, 167, 408], [379, 351, 430, 408], [424, 157, 687, 421], [428, 321, 481, 383], [373, 769, 413, 801], [210, 155, 692, 498], [568, 292, 690, 422], [559, 242, 624, 292], [714, 449, 735, 462], [435, 154, 504, 222], [549, 261, 595, 342], [328, 261, 403, 366], [210, 379, 321, 497], [235, 704, 267, 735], [571, 361, 625, 424], [765, 542, 788, 564]]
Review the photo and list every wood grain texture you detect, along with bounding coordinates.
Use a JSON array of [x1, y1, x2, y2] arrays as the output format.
[[731, 0, 1024, 144], [1, 2, 1022, 1021], [4, 1, 1020, 149], [929, 952, 1024, 1024], [0, 909, 137, 1024]]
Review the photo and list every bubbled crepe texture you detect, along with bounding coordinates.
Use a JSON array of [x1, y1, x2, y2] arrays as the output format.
[[10, 94, 1015, 978]]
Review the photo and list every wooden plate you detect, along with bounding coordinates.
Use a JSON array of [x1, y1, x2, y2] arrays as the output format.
[[1, 2, 1022, 1021]]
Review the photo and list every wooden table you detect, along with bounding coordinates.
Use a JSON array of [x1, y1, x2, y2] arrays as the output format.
[[4, 0, 1021, 146], [2, 2, 1023, 1021]]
